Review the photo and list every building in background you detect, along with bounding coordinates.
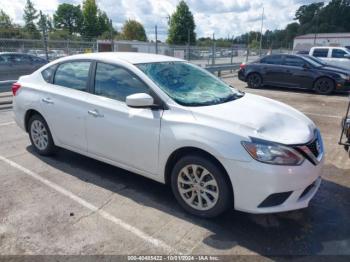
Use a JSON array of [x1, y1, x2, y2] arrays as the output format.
[[293, 33, 350, 52]]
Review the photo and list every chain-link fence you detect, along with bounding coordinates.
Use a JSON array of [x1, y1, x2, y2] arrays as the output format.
[[0, 38, 293, 65]]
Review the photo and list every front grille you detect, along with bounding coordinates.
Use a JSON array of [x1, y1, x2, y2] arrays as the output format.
[[293, 130, 323, 165], [307, 139, 320, 158]]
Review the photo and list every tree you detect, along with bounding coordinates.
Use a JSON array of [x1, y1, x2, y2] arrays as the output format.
[[121, 19, 147, 41], [167, 0, 196, 45], [82, 0, 99, 40], [38, 12, 53, 34], [23, 0, 40, 38], [97, 11, 110, 35], [53, 3, 83, 35], [295, 2, 324, 25], [0, 9, 12, 28]]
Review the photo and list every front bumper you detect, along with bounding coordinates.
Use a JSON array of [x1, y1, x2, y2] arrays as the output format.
[[335, 79, 350, 91], [220, 154, 324, 214]]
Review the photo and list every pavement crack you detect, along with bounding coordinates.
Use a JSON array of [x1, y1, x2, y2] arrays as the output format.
[[73, 194, 114, 225]]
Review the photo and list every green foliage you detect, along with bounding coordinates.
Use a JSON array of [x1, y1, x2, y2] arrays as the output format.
[[23, 0, 40, 38], [37, 11, 53, 34], [0, 9, 12, 28], [121, 19, 147, 41], [82, 0, 99, 40], [53, 3, 83, 35], [167, 0, 196, 45]]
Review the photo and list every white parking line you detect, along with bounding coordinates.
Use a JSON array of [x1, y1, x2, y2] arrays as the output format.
[[0, 155, 179, 254], [0, 121, 15, 127], [303, 112, 342, 119]]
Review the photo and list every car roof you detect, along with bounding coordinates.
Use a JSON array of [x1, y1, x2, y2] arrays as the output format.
[[0, 52, 32, 55], [55, 52, 185, 65]]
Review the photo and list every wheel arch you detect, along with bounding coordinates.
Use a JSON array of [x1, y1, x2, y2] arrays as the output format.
[[164, 146, 234, 200], [24, 109, 44, 133]]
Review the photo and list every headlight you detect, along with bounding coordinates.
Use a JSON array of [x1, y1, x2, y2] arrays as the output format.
[[242, 140, 304, 165], [339, 73, 350, 81]]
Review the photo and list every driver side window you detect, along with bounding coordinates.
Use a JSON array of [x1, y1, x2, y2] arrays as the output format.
[[94, 63, 149, 102]]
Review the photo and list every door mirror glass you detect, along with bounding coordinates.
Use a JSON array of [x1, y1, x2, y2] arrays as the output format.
[[126, 93, 154, 108]]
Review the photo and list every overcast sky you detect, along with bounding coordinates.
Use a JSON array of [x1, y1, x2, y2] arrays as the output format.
[[2, 0, 325, 40]]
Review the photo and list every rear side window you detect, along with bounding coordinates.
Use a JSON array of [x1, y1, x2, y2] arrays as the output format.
[[94, 63, 149, 102], [11, 54, 32, 63], [284, 56, 305, 67], [260, 55, 283, 65], [41, 65, 57, 83], [313, 49, 328, 58], [332, 49, 347, 58], [54, 61, 91, 91]]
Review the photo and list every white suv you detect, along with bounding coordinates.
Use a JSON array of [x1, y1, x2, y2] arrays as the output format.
[[309, 46, 350, 69], [12, 52, 324, 217]]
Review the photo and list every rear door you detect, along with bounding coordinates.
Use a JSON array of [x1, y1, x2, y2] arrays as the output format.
[[11, 54, 34, 78], [311, 48, 330, 63], [40, 60, 92, 151], [0, 55, 15, 81]]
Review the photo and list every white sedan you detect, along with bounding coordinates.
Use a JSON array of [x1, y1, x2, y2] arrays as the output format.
[[12, 52, 324, 217]]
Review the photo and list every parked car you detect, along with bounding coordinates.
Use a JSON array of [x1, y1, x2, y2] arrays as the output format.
[[27, 49, 47, 59], [238, 54, 350, 94], [0, 52, 47, 82], [309, 46, 350, 70], [13, 53, 324, 217]]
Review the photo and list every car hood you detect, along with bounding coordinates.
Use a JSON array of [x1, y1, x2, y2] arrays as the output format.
[[320, 65, 349, 74], [189, 93, 316, 145]]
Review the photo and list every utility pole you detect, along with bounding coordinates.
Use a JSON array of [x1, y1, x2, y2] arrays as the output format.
[[313, 11, 319, 45], [187, 28, 190, 60], [259, 7, 264, 57], [110, 19, 114, 52], [246, 33, 249, 63], [212, 33, 215, 65], [155, 25, 158, 54], [230, 35, 234, 65], [40, 11, 49, 61]]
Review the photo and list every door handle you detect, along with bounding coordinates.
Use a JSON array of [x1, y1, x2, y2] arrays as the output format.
[[42, 98, 54, 104], [88, 109, 104, 118]]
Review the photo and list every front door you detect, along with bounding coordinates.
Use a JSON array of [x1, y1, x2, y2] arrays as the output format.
[[86, 62, 162, 175]]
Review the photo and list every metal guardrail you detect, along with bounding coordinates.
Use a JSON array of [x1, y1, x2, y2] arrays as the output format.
[[205, 63, 240, 76]]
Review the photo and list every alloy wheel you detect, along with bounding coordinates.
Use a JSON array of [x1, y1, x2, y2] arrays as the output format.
[[177, 164, 219, 211], [248, 74, 262, 88], [30, 120, 49, 151]]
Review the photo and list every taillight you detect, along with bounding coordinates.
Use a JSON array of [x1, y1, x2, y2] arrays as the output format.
[[240, 63, 246, 70], [12, 83, 21, 96]]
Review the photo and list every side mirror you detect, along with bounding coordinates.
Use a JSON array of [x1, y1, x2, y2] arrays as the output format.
[[126, 93, 154, 108], [303, 64, 310, 69], [344, 54, 350, 59]]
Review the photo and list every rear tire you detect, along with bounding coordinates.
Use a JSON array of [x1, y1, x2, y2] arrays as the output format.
[[28, 114, 56, 156], [247, 73, 263, 88], [314, 77, 335, 95], [170, 155, 232, 218]]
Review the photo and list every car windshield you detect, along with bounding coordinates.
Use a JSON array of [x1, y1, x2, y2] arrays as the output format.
[[137, 62, 243, 106]]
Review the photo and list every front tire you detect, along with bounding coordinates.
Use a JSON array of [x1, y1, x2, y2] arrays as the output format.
[[314, 77, 335, 95], [28, 114, 56, 156], [247, 73, 263, 88], [171, 155, 232, 218]]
